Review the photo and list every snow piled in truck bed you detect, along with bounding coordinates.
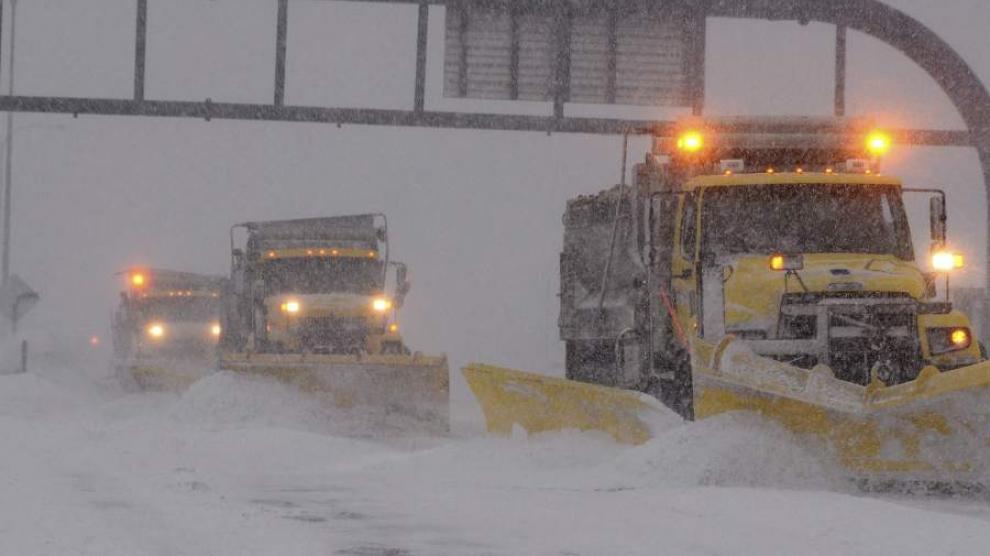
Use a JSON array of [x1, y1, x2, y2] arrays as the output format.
[[2, 361, 990, 555]]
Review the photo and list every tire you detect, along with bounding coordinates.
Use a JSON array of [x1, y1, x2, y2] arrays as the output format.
[[655, 346, 693, 420]]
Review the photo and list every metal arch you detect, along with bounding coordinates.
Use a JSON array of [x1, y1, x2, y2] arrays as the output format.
[[705, 0, 990, 287]]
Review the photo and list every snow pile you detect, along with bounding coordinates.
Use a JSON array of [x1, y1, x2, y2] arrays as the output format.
[[380, 412, 838, 494], [171, 370, 444, 441], [608, 413, 841, 491], [4, 356, 990, 555], [170, 371, 334, 431]]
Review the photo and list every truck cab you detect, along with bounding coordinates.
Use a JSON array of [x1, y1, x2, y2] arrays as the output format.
[[559, 118, 982, 415], [672, 171, 979, 386], [224, 214, 410, 355]]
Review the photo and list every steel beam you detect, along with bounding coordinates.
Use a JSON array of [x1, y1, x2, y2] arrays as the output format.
[[0, 95, 970, 148], [414, 2, 429, 111], [834, 24, 846, 117], [551, 1, 571, 119], [134, 0, 147, 101], [605, 6, 617, 104], [274, 0, 288, 107], [456, 1, 468, 97], [508, 2, 519, 100]]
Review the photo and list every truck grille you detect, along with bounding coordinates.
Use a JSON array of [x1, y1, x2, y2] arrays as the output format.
[[299, 316, 369, 353], [826, 304, 918, 385], [770, 294, 921, 386]]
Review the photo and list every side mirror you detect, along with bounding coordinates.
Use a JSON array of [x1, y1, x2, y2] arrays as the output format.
[[930, 196, 947, 246], [394, 264, 411, 308]]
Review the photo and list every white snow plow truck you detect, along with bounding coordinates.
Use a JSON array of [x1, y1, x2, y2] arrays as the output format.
[[112, 268, 225, 390], [220, 214, 448, 434], [464, 117, 990, 486]]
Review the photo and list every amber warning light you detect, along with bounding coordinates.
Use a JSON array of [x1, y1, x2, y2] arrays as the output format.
[[676, 131, 704, 153], [866, 131, 891, 157]]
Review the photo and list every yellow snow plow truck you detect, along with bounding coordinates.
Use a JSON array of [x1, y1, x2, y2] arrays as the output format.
[[220, 214, 448, 434], [465, 117, 990, 485], [112, 268, 224, 390]]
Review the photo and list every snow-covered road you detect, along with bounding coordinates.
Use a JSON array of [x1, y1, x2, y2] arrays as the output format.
[[3, 361, 990, 555]]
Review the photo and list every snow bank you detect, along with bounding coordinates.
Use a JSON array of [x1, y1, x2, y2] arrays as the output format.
[[4, 357, 990, 555], [375, 411, 838, 495], [171, 370, 445, 442], [170, 371, 334, 430], [609, 413, 841, 490]]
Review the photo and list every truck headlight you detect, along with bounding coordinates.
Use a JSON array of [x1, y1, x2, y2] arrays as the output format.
[[211, 323, 222, 337], [280, 300, 301, 314], [931, 251, 964, 272], [927, 327, 971, 355], [372, 298, 392, 312], [147, 322, 165, 339]]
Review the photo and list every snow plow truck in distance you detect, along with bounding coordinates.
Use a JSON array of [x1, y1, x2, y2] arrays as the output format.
[[464, 117, 990, 485], [112, 268, 225, 390], [219, 214, 448, 434]]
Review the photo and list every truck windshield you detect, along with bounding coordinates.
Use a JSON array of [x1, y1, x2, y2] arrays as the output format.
[[136, 297, 218, 322], [263, 257, 381, 295], [701, 184, 914, 259]]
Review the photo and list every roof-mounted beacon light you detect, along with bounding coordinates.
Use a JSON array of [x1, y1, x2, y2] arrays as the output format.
[[676, 131, 704, 153], [866, 131, 891, 157]]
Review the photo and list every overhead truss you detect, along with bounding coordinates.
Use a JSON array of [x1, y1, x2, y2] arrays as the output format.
[[0, 0, 988, 278]]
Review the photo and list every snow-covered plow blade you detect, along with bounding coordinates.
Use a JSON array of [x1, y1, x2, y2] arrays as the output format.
[[695, 337, 990, 484], [117, 358, 212, 391], [465, 342, 990, 484], [462, 364, 668, 444], [221, 352, 450, 435]]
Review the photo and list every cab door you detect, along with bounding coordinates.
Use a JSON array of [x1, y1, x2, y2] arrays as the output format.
[[670, 192, 700, 338]]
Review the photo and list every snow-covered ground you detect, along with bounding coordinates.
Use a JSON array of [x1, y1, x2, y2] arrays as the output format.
[[3, 351, 990, 555]]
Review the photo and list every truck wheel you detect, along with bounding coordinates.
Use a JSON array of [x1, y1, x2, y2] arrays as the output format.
[[655, 349, 693, 420]]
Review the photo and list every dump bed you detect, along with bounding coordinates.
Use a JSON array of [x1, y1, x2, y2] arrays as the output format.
[[242, 214, 383, 252], [559, 187, 643, 341]]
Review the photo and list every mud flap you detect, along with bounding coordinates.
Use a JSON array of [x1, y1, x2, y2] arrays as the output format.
[[221, 352, 450, 435]]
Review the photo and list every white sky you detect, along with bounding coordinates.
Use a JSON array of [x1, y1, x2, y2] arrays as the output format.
[[5, 0, 990, 374]]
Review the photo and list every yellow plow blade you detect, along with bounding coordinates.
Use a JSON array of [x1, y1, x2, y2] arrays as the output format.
[[462, 364, 672, 445], [119, 357, 211, 392], [464, 339, 990, 484], [222, 352, 449, 435], [696, 337, 990, 483]]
